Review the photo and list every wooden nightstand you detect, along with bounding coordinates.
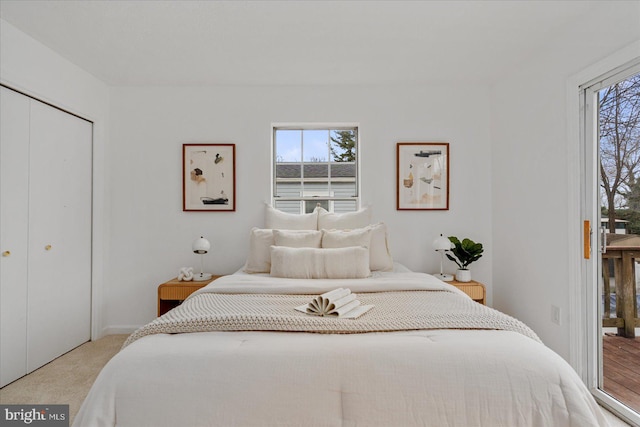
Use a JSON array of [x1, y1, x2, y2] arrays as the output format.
[[157, 276, 222, 316], [448, 279, 486, 305]]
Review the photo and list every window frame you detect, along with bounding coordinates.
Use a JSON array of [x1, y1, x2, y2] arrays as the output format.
[[271, 124, 360, 213]]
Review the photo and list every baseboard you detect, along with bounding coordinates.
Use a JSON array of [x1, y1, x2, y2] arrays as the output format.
[[101, 325, 139, 336]]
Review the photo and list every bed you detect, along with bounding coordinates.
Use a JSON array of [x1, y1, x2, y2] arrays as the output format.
[[74, 208, 609, 426]]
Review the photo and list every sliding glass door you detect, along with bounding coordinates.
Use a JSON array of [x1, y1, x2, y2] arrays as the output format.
[[583, 60, 640, 425]]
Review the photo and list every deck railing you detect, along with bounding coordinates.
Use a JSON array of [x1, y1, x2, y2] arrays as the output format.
[[602, 247, 640, 338]]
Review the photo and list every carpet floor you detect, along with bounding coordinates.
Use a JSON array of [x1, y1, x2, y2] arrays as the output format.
[[0, 334, 127, 426], [0, 334, 633, 427]]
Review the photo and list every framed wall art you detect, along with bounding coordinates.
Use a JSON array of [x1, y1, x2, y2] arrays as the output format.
[[396, 142, 449, 210], [183, 143, 236, 211]]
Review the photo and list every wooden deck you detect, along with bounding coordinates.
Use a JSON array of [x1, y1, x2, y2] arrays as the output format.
[[603, 333, 640, 410]]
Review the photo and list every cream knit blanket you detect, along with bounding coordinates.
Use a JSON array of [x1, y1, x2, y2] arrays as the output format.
[[124, 290, 540, 347]]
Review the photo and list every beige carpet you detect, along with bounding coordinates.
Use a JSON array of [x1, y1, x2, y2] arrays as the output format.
[[0, 334, 634, 427], [0, 334, 127, 426]]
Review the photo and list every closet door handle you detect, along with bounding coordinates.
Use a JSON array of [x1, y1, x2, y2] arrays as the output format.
[[2, 250, 10, 257], [45, 245, 52, 251]]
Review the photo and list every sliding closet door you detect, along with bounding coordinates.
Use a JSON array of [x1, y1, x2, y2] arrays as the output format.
[[0, 87, 30, 386], [26, 99, 92, 372]]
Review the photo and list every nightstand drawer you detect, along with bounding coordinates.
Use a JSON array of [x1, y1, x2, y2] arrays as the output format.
[[157, 276, 222, 316], [158, 285, 204, 301], [449, 280, 486, 305]]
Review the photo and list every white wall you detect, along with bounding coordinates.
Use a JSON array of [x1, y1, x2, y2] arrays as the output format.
[[491, 2, 640, 359], [105, 84, 492, 331], [0, 19, 110, 339]]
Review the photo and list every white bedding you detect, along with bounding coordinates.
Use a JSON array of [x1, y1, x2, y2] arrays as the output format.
[[74, 270, 608, 427]]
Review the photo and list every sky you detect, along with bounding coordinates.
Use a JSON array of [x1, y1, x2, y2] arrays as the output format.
[[275, 129, 352, 162]]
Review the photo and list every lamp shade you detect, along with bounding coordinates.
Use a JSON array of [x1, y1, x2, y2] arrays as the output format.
[[432, 234, 452, 251], [192, 236, 211, 254]]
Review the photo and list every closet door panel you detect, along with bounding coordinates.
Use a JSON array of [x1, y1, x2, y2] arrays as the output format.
[[0, 87, 30, 386], [26, 100, 92, 372]]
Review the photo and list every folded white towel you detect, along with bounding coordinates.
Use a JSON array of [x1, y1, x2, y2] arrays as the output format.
[[295, 288, 373, 319]]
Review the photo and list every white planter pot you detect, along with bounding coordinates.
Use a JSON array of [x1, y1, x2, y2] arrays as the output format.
[[456, 269, 471, 282]]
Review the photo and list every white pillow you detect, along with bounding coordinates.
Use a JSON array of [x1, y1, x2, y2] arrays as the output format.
[[270, 246, 370, 279], [273, 229, 322, 248], [366, 223, 394, 271], [316, 206, 372, 230], [265, 204, 318, 230], [321, 228, 372, 249], [321, 224, 393, 271], [243, 228, 275, 273]]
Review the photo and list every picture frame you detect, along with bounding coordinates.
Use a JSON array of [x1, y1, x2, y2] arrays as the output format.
[[396, 142, 449, 210], [183, 143, 236, 211]]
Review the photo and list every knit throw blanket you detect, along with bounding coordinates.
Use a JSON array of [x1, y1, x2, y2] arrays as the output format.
[[124, 290, 541, 347]]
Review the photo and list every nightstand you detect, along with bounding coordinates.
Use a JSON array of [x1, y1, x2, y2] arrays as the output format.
[[157, 276, 222, 316], [448, 279, 486, 305]]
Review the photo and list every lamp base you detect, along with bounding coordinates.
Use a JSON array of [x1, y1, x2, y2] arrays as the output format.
[[433, 273, 454, 282], [193, 272, 212, 281]]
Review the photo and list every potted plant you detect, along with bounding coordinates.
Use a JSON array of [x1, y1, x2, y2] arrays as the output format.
[[446, 236, 484, 282]]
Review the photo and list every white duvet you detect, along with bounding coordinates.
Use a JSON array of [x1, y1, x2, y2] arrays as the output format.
[[74, 271, 608, 427]]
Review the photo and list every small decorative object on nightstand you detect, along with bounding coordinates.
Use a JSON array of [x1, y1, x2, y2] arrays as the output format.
[[178, 267, 194, 281], [157, 275, 222, 316], [450, 279, 486, 305], [446, 236, 484, 283], [432, 234, 454, 281]]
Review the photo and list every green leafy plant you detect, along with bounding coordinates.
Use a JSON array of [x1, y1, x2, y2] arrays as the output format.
[[446, 237, 484, 270]]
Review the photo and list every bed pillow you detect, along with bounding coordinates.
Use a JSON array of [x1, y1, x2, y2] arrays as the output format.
[[366, 222, 394, 271], [316, 206, 372, 230], [272, 229, 322, 248], [321, 228, 372, 249], [265, 204, 318, 230], [243, 228, 275, 273], [270, 246, 370, 279], [322, 225, 393, 271]]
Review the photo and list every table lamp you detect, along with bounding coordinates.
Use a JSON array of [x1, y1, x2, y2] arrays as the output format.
[[433, 234, 453, 281], [192, 236, 212, 281]]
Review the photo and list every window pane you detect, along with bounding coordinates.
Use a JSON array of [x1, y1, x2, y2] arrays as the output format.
[[276, 129, 301, 162], [303, 182, 330, 197], [303, 164, 328, 179], [330, 130, 357, 162], [274, 163, 301, 197], [303, 130, 329, 162], [596, 70, 640, 414], [274, 180, 301, 198], [305, 200, 328, 213], [276, 163, 301, 179], [330, 179, 356, 198], [333, 199, 357, 213], [274, 199, 301, 214]]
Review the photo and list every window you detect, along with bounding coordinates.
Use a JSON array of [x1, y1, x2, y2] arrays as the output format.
[[273, 126, 358, 214]]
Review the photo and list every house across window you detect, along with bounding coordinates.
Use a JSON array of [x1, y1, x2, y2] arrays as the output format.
[[600, 218, 629, 234], [273, 126, 358, 214]]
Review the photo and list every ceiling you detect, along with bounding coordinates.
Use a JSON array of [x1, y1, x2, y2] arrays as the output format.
[[0, 0, 611, 86]]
